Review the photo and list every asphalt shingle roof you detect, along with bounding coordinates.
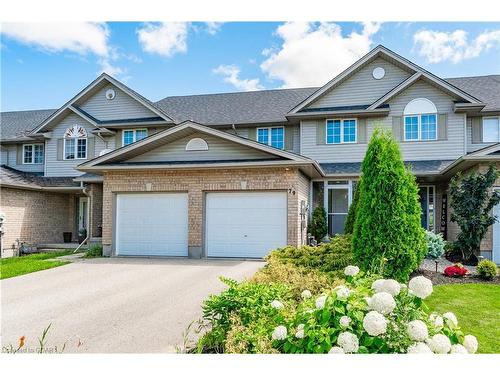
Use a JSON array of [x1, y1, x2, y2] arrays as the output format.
[[154, 87, 319, 125], [0, 165, 79, 189], [320, 160, 456, 176], [445, 75, 500, 112], [0, 109, 56, 141]]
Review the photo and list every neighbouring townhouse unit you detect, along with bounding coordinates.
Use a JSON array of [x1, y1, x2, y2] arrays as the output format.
[[1, 45, 499, 262]]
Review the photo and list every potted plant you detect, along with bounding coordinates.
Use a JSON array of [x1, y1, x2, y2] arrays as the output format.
[[78, 228, 87, 243]]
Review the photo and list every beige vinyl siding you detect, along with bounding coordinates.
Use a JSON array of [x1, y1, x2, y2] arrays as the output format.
[[0, 143, 45, 173], [128, 132, 280, 163], [45, 113, 107, 177], [466, 116, 496, 153], [79, 83, 158, 121], [307, 57, 412, 109], [300, 80, 466, 162]]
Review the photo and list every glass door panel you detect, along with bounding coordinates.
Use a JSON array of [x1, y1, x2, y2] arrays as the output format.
[[327, 188, 349, 236]]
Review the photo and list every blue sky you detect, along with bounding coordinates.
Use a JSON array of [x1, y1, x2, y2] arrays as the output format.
[[1, 22, 499, 111]]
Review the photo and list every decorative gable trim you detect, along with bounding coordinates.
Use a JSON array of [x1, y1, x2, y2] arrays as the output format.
[[77, 121, 322, 172], [288, 45, 483, 115], [31, 73, 173, 134]]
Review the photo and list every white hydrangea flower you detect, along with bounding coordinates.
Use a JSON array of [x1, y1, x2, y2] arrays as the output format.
[[270, 300, 284, 309], [305, 309, 315, 314], [463, 335, 478, 354], [408, 276, 433, 299], [450, 344, 469, 354], [335, 286, 351, 299], [328, 346, 345, 354], [344, 265, 360, 276], [363, 311, 387, 336], [368, 292, 396, 314], [434, 316, 444, 329], [339, 316, 351, 328], [301, 289, 312, 299], [372, 279, 401, 296], [407, 320, 429, 342], [400, 283, 407, 290], [364, 296, 372, 305], [315, 295, 327, 309], [428, 334, 451, 354], [272, 325, 288, 341], [443, 312, 458, 328], [407, 342, 433, 354], [295, 324, 305, 339], [337, 331, 359, 353]]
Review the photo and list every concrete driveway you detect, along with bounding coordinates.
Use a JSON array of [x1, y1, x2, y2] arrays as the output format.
[[1, 257, 263, 353]]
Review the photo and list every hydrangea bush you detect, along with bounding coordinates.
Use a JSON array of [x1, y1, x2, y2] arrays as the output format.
[[268, 267, 477, 354]]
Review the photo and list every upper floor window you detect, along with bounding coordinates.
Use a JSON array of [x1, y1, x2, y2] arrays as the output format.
[[257, 127, 284, 149], [64, 125, 87, 160], [123, 128, 148, 146], [483, 117, 500, 143], [23, 144, 44, 164], [403, 98, 438, 141], [326, 119, 357, 144]]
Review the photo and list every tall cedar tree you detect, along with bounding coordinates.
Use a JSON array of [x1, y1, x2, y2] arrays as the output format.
[[309, 206, 328, 241], [353, 129, 426, 281], [344, 178, 362, 234], [449, 165, 500, 261]]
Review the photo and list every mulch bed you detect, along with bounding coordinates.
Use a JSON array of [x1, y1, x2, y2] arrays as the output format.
[[412, 269, 500, 286]]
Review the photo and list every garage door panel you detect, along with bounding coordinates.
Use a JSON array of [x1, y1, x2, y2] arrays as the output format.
[[206, 192, 287, 258], [116, 193, 188, 256]]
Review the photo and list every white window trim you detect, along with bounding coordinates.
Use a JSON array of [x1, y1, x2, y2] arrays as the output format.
[[122, 128, 148, 146], [256, 126, 285, 149], [482, 116, 500, 143], [22, 143, 44, 164], [403, 113, 438, 142], [325, 118, 357, 144], [63, 137, 87, 160]]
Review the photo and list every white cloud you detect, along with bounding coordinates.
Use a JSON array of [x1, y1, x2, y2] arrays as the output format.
[[213, 64, 263, 91], [1, 22, 110, 56], [413, 29, 500, 64], [205, 22, 223, 35], [1, 22, 129, 78], [136, 22, 189, 57], [260, 22, 381, 88]]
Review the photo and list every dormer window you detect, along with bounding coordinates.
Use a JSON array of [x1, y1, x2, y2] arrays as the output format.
[[403, 98, 437, 141], [64, 125, 87, 160]]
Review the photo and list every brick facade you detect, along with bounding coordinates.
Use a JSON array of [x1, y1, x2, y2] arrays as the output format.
[[101, 167, 310, 257], [88, 183, 103, 238], [0, 187, 75, 255]]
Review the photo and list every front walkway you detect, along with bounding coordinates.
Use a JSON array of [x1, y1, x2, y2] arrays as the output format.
[[1, 257, 263, 353]]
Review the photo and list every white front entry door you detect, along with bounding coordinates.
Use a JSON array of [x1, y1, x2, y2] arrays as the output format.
[[205, 192, 287, 258], [115, 193, 188, 256], [493, 200, 500, 263]]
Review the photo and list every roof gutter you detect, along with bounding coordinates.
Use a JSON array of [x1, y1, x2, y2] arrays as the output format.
[[286, 108, 389, 119]]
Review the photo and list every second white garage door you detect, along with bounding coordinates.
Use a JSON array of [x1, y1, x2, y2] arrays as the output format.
[[205, 192, 287, 258], [115, 193, 188, 256]]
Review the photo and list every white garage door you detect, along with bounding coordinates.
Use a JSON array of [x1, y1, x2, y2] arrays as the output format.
[[206, 192, 287, 258], [115, 193, 188, 256]]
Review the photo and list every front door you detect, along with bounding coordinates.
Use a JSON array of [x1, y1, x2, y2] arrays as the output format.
[[78, 197, 88, 232], [327, 186, 349, 236]]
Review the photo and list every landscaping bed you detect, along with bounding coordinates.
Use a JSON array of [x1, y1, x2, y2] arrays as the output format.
[[0, 251, 73, 279], [413, 269, 500, 285]]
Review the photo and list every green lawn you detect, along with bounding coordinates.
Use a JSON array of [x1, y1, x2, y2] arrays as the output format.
[[0, 251, 73, 279], [425, 283, 500, 353]]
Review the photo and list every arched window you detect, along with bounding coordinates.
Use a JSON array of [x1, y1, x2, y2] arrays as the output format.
[[185, 137, 209, 151], [64, 125, 87, 160], [403, 98, 438, 141]]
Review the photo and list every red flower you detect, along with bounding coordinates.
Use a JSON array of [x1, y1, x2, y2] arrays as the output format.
[[444, 264, 468, 277]]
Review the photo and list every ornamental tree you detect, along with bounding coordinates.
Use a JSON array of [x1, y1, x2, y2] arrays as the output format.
[[309, 206, 327, 242], [449, 165, 500, 263], [353, 128, 426, 281]]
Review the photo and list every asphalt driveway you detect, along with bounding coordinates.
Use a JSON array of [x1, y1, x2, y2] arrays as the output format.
[[1, 257, 263, 353]]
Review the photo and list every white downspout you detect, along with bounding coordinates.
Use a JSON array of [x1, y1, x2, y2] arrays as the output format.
[[74, 184, 91, 253]]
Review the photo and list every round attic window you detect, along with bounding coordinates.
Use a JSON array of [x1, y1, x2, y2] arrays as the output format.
[[186, 138, 209, 151], [105, 89, 116, 100], [372, 67, 385, 80]]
